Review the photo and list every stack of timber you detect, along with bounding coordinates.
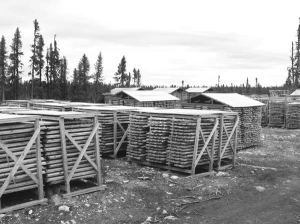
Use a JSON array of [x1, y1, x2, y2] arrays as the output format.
[[0, 114, 46, 213], [146, 117, 171, 163], [5, 100, 29, 108], [5, 110, 103, 198], [127, 113, 150, 160], [230, 107, 262, 149], [268, 101, 285, 127], [73, 106, 135, 157], [128, 109, 239, 175], [286, 102, 300, 129]]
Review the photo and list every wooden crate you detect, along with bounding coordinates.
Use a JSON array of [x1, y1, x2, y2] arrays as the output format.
[[128, 109, 239, 175], [6, 110, 104, 199], [0, 114, 47, 213], [73, 106, 139, 158]]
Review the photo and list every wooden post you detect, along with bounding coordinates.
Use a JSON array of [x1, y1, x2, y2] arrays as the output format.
[[191, 118, 201, 175], [218, 115, 224, 169], [113, 111, 117, 158], [233, 115, 238, 167], [34, 118, 44, 200], [209, 117, 217, 172], [59, 117, 70, 194], [94, 116, 102, 185]]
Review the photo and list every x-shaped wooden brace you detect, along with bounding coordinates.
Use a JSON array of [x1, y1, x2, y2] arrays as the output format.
[[0, 126, 40, 197], [194, 118, 219, 166], [65, 124, 99, 183], [220, 116, 239, 158]]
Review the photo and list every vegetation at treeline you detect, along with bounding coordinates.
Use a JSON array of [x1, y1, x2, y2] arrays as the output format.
[[0, 19, 295, 103]]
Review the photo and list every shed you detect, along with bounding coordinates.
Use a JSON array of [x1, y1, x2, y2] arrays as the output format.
[[104, 87, 145, 104], [290, 89, 300, 96], [153, 87, 188, 100], [185, 87, 214, 99], [182, 93, 264, 150], [114, 90, 179, 107]]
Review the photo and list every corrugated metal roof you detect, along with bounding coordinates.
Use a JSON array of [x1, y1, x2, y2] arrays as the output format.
[[152, 87, 181, 94], [118, 90, 179, 102], [290, 89, 300, 96], [110, 87, 143, 94], [186, 87, 212, 93], [136, 108, 237, 116], [199, 93, 265, 107]]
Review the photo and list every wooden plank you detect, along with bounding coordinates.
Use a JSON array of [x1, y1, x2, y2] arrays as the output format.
[[93, 116, 102, 185], [191, 118, 201, 175], [218, 115, 224, 169], [62, 186, 106, 199], [0, 198, 47, 214], [209, 118, 217, 172], [34, 119, 44, 200], [59, 118, 70, 194]]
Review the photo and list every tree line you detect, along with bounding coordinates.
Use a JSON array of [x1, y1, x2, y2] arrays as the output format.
[[0, 19, 143, 103]]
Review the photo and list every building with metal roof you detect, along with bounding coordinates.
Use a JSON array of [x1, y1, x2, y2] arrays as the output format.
[[110, 87, 144, 95], [290, 89, 300, 96], [185, 87, 214, 99], [190, 93, 264, 108], [152, 87, 187, 100], [114, 90, 179, 107]]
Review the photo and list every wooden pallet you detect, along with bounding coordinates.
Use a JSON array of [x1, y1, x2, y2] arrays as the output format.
[[0, 114, 47, 213]]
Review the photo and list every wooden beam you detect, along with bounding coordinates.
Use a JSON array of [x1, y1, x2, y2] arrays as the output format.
[[59, 118, 70, 194], [191, 118, 201, 175]]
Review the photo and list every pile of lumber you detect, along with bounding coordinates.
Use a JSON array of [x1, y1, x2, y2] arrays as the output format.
[[40, 118, 97, 184], [231, 107, 262, 149], [286, 102, 300, 129], [146, 117, 171, 164], [0, 121, 44, 194], [127, 114, 149, 160], [167, 117, 201, 168], [269, 101, 285, 127], [128, 109, 239, 174], [73, 107, 131, 156]]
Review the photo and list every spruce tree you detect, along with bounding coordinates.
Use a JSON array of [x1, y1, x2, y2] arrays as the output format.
[[29, 19, 40, 98], [93, 52, 103, 102], [0, 36, 8, 102], [9, 28, 23, 99], [36, 35, 45, 87], [114, 56, 127, 86]]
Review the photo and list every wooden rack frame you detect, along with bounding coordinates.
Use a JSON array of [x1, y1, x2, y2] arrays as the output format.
[[0, 116, 47, 213], [4, 111, 104, 199], [128, 110, 239, 176], [59, 115, 103, 198], [217, 115, 239, 170]]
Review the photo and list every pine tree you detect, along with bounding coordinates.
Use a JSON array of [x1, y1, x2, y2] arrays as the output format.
[[29, 19, 40, 98], [60, 56, 68, 99], [36, 35, 45, 87], [133, 68, 137, 86], [9, 28, 23, 99], [93, 52, 103, 102], [136, 69, 141, 87], [0, 36, 8, 102], [114, 56, 127, 86], [127, 72, 131, 87], [76, 54, 90, 100]]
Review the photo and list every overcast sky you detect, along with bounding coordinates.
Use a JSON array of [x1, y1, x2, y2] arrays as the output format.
[[1, 0, 300, 87]]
